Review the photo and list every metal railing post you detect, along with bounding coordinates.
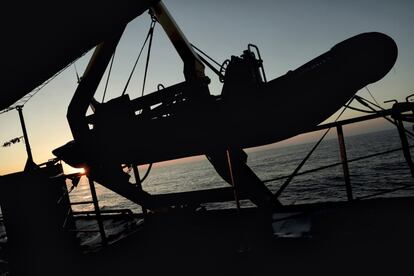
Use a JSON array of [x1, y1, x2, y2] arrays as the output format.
[[87, 177, 107, 245], [226, 150, 241, 211], [395, 118, 414, 177], [16, 106, 37, 171], [132, 165, 148, 217], [336, 125, 353, 201]]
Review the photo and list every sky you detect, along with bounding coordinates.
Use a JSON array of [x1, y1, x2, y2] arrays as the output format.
[[1, 0, 413, 175]]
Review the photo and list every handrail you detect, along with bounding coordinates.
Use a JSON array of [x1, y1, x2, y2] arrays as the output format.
[[263, 104, 414, 202], [263, 145, 413, 184]]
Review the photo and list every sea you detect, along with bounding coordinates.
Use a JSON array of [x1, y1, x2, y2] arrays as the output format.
[[68, 128, 414, 214]]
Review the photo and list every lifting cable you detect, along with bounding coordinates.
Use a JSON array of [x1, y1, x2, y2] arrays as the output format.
[[139, 163, 153, 183], [121, 16, 157, 96], [102, 50, 117, 103], [73, 62, 81, 83], [120, 14, 158, 182], [141, 16, 157, 97], [137, 16, 157, 182], [365, 86, 381, 107]]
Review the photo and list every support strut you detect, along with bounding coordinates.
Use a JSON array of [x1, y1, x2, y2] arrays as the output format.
[[207, 148, 282, 210], [16, 106, 38, 171]]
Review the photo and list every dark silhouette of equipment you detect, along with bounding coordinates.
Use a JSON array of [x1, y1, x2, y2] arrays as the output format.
[[53, 26, 397, 211], [2, 1, 397, 211]]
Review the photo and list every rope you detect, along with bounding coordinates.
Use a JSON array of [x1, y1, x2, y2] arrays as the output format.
[[355, 95, 414, 139], [73, 62, 81, 83], [121, 17, 156, 96], [102, 50, 116, 103], [140, 163, 153, 183], [270, 93, 414, 200], [57, 184, 76, 205], [272, 96, 354, 199], [344, 103, 377, 114], [272, 128, 330, 199], [2, 136, 24, 148], [190, 43, 222, 68], [355, 95, 386, 111], [365, 86, 381, 107], [191, 43, 226, 80], [196, 54, 225, 80], [141, 17, 156, 97], [123, 15, 157, 183]]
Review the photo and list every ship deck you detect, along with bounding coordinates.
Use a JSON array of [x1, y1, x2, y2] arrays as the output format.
[[67, 196, 414, 275]]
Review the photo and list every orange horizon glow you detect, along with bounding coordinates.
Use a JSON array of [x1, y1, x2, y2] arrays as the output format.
[[0, 117, 395, 176]]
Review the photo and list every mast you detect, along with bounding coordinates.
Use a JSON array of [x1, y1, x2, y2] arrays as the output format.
[[16, 105, 38, 171]]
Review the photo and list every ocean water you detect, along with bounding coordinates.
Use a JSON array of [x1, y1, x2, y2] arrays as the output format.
[[69, 128, 414, 213]]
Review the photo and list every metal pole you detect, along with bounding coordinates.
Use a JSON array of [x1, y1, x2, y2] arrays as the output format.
[[16, 105, 37, 171], [225, 149, 250, 254], [132, 165, 148, 217], [226, 150, 241, 211], [395, 118, 414, 177], [87, 177, 107, 245], [336, 125, 353, 201]]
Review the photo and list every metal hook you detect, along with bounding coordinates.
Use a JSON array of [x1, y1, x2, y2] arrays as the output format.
[[405, 93, 414, 102], [157, 83, 165, 91], [384, 99, 398, 105]]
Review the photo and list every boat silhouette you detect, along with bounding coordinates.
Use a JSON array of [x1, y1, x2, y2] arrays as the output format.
[[1, 1, 412, 276]]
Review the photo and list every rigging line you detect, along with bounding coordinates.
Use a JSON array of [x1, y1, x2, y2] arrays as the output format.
[[272, 127, 331, 199], [102, 49, 116, 103], [141, 20, 156, 97], [140, 163, 153, 183], [272, 97, 354, 199], [190, 43, 222, 68], [0, 50, 89, 115], [356, 95, 414, 138], [129, 17, 157, 182], [355, 94, 385, 111], [73, 62, 81, 83], [121, 18, 155, 96], [135, 21, 154, 179], [0, 106, 16, 115], [365, 86, 381, 107], [355, 95, 391, 117], [334, 96, 355, 122], [197, 54, 225, 80], [344, 103, 377, 114]]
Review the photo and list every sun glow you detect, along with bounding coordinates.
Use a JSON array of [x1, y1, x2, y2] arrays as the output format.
[[63, 163, 86, 175]]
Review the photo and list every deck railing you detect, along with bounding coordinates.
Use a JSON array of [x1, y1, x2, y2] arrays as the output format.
[[264, 101, 414, 202]]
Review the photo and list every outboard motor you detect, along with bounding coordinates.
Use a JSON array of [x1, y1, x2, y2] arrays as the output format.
[[221, 44, 267, 100]]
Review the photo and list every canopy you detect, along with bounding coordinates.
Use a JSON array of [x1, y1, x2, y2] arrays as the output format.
[[0, 0, 155, 110]]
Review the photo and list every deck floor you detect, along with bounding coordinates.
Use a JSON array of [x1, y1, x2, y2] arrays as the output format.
[[2, 196, 414, 275], [60, 196, 414, 275]]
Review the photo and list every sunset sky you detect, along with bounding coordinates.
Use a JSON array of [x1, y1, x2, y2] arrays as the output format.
[[1, 0, 413, 175]]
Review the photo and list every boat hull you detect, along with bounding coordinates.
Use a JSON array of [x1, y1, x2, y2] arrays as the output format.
[[53, 32, 398, 167]]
